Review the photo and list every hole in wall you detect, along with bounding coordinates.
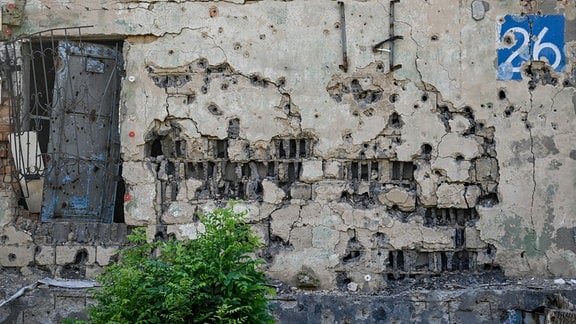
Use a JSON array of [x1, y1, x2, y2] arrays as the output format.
[[388, 112, 403, 129], [336, 272, 352, 291], [207, 103, 223, 115], [74, 249, 89, 265], [504, 106, 514, 117], [209, 6, 218, 17], [228, 118, 240, 139]]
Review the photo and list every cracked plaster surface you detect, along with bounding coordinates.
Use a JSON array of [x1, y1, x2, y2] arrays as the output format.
[[6, 0, 576, 289]]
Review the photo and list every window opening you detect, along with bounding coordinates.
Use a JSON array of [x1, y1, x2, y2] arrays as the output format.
[[0, 27, 124, 223]]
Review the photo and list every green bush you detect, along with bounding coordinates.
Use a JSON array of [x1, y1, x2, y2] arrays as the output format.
[[89, 206, 275, 324]]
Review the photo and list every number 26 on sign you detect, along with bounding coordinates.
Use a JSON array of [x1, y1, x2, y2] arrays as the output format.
[[497, 15, 565, 80]]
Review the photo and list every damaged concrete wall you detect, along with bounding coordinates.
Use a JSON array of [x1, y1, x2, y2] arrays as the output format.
[[0, 0, 575, 295]]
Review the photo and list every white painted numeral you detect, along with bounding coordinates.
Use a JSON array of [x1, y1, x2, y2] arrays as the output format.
[[502, 27, 530, 73], [532, 27, 561, 69]]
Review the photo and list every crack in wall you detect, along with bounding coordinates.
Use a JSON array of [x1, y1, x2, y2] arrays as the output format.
[[527, 85, 538, 249]]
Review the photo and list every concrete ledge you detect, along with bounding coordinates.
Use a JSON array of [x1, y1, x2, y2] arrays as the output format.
[[2, 280, 576, 323]]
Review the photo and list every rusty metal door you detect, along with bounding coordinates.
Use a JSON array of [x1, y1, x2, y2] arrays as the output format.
[[41, 41, 122, 222]]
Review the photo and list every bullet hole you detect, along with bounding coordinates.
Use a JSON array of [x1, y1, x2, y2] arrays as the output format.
[[550, 77, 558, 86], [421, 143, 432, 156], [314, 114, 319, 118], [388, 112, 403, 129], [521, 251, 525, 258], [504, 105, 514, 117], [233, 42, 242, 51], [350, 78, 361, 93], [150, 75, 191, 88], [563, 79, 571, 87], [168, 49, 174, 55], [207, 63, 232, 74], [376, 63, 385, 72], [228, 118, 240, 139], [8, 253, 16, 262], [413, 104, 420, 109], [348, 79, 382, 105], [186, 93, 196, 104], [389, 94, 399, 103], [431, 34, 439, 41], [249, 74, 267, 87], [421, 93, 428, 102], [498, 90, 506, 100], [201, 85, 208, 94], [455, 154, 464, 162], [277, 77, 286, 87], [342, 236, 364, 263], [486, 103, 493, 109], [343, 132, 353, 143], [334, 22, 341, 29], [243, 51, 250, 58], [197, 58, 207, 69], [218, 27, 224, 33], [209, 6, 218, 18], [146, 65, 154, 73], [336, 272, 352, 291], [503, 35, 512, 45], [220, 83, 228, 90], [478, 193, 499, 207], [203, 75, 210, 85], [363, 108, 374, 117], [259, 34, 266, 40], [207, 103, 222, 115], [74, 249, 89, 264]]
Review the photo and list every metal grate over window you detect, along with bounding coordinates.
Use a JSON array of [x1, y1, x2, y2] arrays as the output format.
[[0, 27, 124, 222]]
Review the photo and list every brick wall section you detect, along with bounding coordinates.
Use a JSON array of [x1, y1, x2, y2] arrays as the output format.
[[0, 82, 14, 184], [0, 222, 131, 281]]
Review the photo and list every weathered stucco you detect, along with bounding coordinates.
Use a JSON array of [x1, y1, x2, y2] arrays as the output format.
[[0, 0, 576, 300]]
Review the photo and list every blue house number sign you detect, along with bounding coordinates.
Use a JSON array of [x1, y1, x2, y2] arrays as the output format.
[[497, 15, 565, 80]]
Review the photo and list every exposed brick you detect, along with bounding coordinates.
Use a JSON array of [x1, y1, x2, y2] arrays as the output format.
[[75, 223, 98, 243], [34, 245, 55, 266], [96, 223, 111, 244], [85, 265, 103, 279], [96, 246, 119, 266], [52, 223, 71, 244], [290, 183, 312, 200]]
